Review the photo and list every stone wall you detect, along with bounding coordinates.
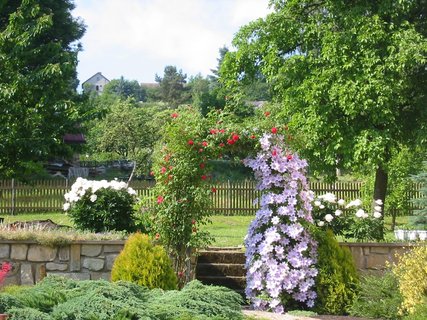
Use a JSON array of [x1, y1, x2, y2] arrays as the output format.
[[0, 240, 423, 287], [340, 242, 420, 274], [0, 240, 125, 286]]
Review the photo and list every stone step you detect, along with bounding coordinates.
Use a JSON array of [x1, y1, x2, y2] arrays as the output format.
[[197, 275, 246, 290], [197, 251, 246, 264], [196, 262, 246, 277]]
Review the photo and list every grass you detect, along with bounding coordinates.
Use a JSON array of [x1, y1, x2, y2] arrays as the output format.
[[0, 212, 416, 246]]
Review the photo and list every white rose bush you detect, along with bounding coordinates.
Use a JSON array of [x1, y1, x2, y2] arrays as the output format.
[[63, 177, 138, 233], [312, 193, 383, 241]]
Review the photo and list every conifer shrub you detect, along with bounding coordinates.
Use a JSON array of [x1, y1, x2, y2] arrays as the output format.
[[313, 228, 359, 315], [393, 245, 427, 316], [6, 307, 51, 320], [349, 272, 403, 319], [0, 293, 23, 313], [111, 233, 178, 290]]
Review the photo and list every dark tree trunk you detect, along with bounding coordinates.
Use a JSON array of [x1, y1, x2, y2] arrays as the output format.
[[373, 166, 388, 238]]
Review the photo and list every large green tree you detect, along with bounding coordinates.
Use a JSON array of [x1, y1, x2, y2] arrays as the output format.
[[103, 76, 146, 102], [155, 65, 190, 108], [221, 0, 427, 220], [0, 0, 85, 178]]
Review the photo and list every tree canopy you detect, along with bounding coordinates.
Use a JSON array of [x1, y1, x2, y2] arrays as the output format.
[[221, 0, 427, 213], [155, 65, 190, 108], [103, 76, 146, 102], [0, 0, 86, 178]]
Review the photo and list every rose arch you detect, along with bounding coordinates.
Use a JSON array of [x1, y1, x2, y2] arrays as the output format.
[[143, 106, 318, 312]]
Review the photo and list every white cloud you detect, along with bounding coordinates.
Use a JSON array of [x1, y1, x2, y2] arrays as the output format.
[[73, 0, 270, 83]]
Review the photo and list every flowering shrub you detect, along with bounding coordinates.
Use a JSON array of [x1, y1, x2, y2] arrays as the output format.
[[312, 193, 384, 241], [0, 261, 11, 286], [244, 133, 318, 313], [63, 178, 138, 233]]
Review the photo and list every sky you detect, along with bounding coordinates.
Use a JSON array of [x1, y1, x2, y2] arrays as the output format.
[[73, 0, 271, 86]]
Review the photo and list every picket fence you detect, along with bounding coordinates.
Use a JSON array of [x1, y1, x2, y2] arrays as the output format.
[[0, 179, 421, 215]]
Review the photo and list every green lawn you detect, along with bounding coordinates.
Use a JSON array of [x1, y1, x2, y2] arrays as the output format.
[[0, 212, 412, 246]]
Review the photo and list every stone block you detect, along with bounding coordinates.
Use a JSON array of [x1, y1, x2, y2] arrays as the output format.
[[20, 263, 34, 285], [81, 244, 102, 257], [349, 247, 365, 270], [82, 257, 104, 271], [11, 244, 28, 260], [49, 272, 90, 281], [90, 272, 111, 281], [366, 253, 390, 270], [0, 244, 10, 258], [103, 245, 124, 253], [370, 246, 390, 254], [36, 264, 47, 283], [59, 246, 70, 261], [105, 254, 118, 271], [363, 247, 371, 255], [28, 245, 57, 262], [46, 262, 68, 271], [70, 244, 81, 271]]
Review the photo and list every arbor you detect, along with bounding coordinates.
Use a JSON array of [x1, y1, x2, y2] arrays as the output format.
[[0, 0, 85, 178], [221, 0, 427, 221], [155, 65, 190, 107]]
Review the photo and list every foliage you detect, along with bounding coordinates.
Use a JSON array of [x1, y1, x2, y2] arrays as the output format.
[[111, 233, 178, 290], [103, 76, 147, 101], [312, 193, 383, 241], [313, 229, 359, 315], [0, 276, 243, 320], [188, 74, 225, 116], [403, 297, 427, 320], [244, 134, 317, 313], [221, 0, 427, 222], [411, 161, 427, 225], [0, 293, 23, 313], [393, 245, 427, 315], [155, 65, 191, 107], [349, 271, 403, 319], [64, 178, 138, 232], [0, 0, 86, 178]]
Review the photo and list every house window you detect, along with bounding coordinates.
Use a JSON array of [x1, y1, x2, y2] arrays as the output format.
[[96, 85, 99, 91]]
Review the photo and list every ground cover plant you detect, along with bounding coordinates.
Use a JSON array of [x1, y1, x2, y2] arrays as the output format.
[[0, 276, 244, 320]]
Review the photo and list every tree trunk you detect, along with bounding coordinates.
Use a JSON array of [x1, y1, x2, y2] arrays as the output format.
[[373, 166, 388, 238]]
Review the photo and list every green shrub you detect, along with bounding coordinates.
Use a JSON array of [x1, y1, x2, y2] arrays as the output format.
[[7, 307, 51, 320], [1, 276, 243, 320], [64, 178, 137, 233], [393, 245, 427, 315], [111, 233, 178, 290], [403, 297, 427, 320], [0, 293, 24, 313], [313, 228, 359, 315], [349, 272, 403, 319]]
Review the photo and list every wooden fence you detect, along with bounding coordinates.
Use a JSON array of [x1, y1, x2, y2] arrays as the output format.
[[0, 179, 422, 215]]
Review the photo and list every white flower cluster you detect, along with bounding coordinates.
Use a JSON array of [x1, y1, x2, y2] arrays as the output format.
[[314, 195, 383, 226], [63, 177, 137, 211]]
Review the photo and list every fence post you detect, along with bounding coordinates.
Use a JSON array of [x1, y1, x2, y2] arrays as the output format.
[[11, 178, 15, 215]]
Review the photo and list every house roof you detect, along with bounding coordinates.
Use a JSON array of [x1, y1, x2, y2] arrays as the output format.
[[82, 72, 110, 85]]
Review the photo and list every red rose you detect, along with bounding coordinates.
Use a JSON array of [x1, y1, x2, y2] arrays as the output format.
[[227, 139, 235, 145], [219, 142, 225, 147], [287, 154, 293, 160], [188, 140, 194, 146], [157, 196, 164, 204], [201, 175, 207, 180], [211, 187, 217, 193], [232, 134, 239, 141], [219, 129, 225, 133], [171, 113, 178, 118], [250, 135, 256, 139], [272, 149, 277, 156], [210, 129, 217, 134], [271, 127, 278, 134], [264, 111, 270, 117], [202, 141, 208, 147], [199, 163, 205, 169]]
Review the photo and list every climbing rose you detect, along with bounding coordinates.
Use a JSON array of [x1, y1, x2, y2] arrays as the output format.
[[171, 113, 179, 118], [232, 134, 239, 141], [188, 140, 194, 146], [157, 196, 164, 204], [271, 127, 278, 134]]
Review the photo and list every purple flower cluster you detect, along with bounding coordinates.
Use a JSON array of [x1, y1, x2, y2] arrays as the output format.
[[244, 134, 318, 313]]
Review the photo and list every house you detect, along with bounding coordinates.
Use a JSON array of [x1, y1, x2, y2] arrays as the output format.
[[82, 72, 110, 94]]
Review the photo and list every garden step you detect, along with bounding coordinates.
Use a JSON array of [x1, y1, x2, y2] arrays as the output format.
[[196, 262, 246, 277], [197, 250, 246, 264], [196, 275, 246, 290]]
